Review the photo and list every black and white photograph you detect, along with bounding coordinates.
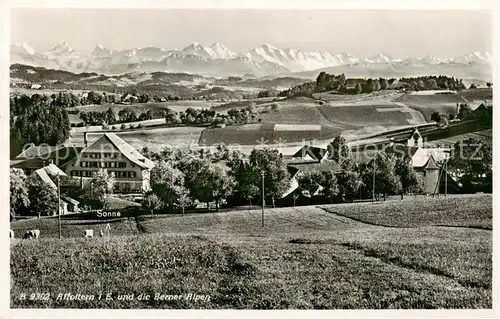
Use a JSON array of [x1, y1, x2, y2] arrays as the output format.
[[5, 1, 497, 313]]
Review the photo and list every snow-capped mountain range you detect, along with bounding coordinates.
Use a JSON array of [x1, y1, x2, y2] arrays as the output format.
[[10, 41, 492, 78]]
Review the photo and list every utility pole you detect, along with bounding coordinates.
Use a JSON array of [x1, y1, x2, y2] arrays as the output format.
[[57, 172, 62, 239], [444, 153, 449, 197], [261, 171, 265, 227], [372, 155, 376, 203], [444, 152, 450, 197]]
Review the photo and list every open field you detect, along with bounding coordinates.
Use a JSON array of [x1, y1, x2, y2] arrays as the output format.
[[426, 129, 492, 147], [320, 194, 492, 229], [10, 195, 492, 309], [211, 97, 284, 112], [458, 88, 492, 102], [70, 126, 205, 151], [395, 94, 464, 121], [318, 104, 423, 126], [199, 124, 342, 146]]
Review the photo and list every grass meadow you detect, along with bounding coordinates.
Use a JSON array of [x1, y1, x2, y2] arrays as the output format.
[[395, 94, 464, 121], [10, 194, 492, 309]]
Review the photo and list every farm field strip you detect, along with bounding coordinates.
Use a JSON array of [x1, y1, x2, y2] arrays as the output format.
[[319, 194, 492, 230]]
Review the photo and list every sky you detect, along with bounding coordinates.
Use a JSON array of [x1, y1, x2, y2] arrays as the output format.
[[11, 9, 492, 58]]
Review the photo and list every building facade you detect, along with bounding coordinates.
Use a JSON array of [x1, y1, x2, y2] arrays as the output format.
[[64, 133, 154, 193]]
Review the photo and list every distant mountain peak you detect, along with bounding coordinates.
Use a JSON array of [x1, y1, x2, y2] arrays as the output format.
[[92, 43, 113, 57], [260, 43, 278, 50], [184, 43, 203, 50], [48, 41, 75, 55], [9, 41, 492, 79], [13, 42, 35, 55]]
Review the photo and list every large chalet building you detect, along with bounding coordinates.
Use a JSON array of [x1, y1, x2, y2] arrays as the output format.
[[63, 133, 154, 193]]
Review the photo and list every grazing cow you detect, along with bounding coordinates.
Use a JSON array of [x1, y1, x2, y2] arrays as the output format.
[[99, 230, 104, 237], [9, 230, 14, 239], [84, 229, 94, 238], [23, 229, 40, 239]]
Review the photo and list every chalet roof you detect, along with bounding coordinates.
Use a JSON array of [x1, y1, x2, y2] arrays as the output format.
[[61, 195, 79, 205], [287, 165, 300, 178], [34, 168, 57, 190], [410, 127, 422, 139], [43, 163, 67, 176], [84, 133, 154, 169], [15, 144, 82, 160], [280, 176, 299, 199], [16, 145, 63, 159], [292, 145, 328, 162], [33, 164, 68, 190], [411, 147, 449, 168]]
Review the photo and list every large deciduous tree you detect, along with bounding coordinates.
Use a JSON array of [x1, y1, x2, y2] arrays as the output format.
[[27, 175, 58, 218], [10, 168, 30, 219], [328, 136, 353, 169], [151, 161, 191, 213], [232, 160, 260, 207], [87, 169, 115, 208], [394, 157, 424, 198], [248, 148, 291, 208], [182, 158, 235, 211], [336, 170, 362, 202], [448, 138, 492, 192]]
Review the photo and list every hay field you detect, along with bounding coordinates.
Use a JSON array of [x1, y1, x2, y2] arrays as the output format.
[[10, 195, 492, 309]]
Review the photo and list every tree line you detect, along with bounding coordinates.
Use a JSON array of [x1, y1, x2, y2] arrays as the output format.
[[278, 72, 468, 98], [10, 94, 71, 158], [77, 104, 261, 128]]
